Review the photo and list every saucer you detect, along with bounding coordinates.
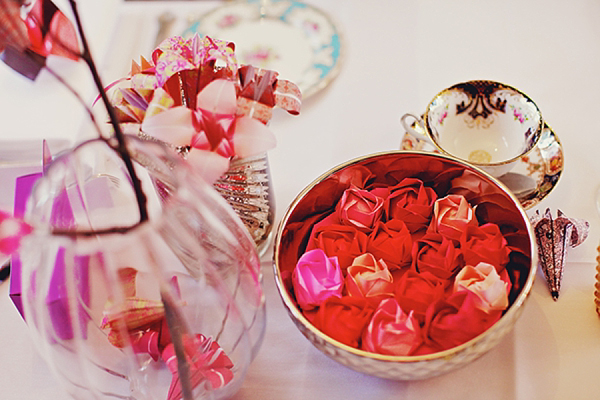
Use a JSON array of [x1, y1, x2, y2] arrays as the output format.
[[182, 0, 343, 99], [401, 122, 563, 210]]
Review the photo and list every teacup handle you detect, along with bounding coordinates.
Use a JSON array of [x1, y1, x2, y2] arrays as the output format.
[[400, 113, 435, 147]]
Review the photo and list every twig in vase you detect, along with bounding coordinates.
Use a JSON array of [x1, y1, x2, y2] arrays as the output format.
[[67, 0, 148, 224]]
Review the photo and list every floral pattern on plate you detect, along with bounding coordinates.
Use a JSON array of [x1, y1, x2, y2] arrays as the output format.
[[183, 0, 343, 99]]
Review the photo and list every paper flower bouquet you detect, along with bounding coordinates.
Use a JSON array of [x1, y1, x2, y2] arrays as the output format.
[[106, 34, 302, 184], [274, 151, 536, 379]]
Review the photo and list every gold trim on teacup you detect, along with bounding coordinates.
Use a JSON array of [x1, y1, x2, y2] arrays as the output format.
[[423, 80, 544, 168]]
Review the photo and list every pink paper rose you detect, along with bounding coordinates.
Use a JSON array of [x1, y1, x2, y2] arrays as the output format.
[[292, 249, 343, 310], [366, 219, 412, 269], [362, 298, 422, 356], [385, 178, 438, 233], [412, 232, 464, 280], [346, 253, 395, 307], [460, 223, 510, 272], [310, 296, 375, 348], [335, 185, 384, 233], [454, 262, 511, 312], [421, 290, 501, 353], [306, 224, 369, 270], [429, 194, 477, 242]]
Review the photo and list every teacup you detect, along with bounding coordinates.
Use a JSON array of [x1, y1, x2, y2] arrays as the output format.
[[401, 80, 543, 177]]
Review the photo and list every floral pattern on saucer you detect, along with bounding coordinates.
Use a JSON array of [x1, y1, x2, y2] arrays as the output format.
[[183, 0, 343, 99]]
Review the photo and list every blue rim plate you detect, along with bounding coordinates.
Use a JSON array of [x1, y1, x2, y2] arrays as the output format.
[[183, 0, 343, 99]]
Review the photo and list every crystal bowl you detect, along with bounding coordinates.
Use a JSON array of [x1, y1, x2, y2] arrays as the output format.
[[272, 151, 536, 380]]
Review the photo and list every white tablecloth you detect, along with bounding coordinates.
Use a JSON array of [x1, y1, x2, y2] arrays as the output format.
[[1, 1, 600, 399]]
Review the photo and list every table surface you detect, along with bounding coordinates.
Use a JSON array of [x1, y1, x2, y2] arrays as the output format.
[[2, 1, 600, 399]]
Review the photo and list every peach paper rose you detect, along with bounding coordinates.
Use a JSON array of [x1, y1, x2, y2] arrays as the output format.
[[335, 185, 384, 233], [460, 223, 510, 272], [311, 296, 375, 348], [429, 194, 477, 242], [454, 262, 511, 312], [346, 253, 395, 307], [362, 298, 422, 356], [385, 178, 438, 233], [366, 219, 412, 269], [306, 224, 369, 270], [412, 232, 464, 280], [421, 290, 501, 353], [292, 249, 343, 310]]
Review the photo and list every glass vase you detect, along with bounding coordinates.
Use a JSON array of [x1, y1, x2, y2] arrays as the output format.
[[18, 136, 266, 400]]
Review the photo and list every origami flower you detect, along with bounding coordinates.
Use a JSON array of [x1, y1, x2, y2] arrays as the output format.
[[421, 291, 501, 352], [454, 262, 510, 312], [292, 248, 343, 310], [335, 185, 385, 233], [345, 253, 395, 307], [412, 232, 464, 280], [0, 210, 32, 256], [385, 178, 438, 233], [362, 298, 422, 356], [366, 219, 413, 269], [162, 333, 234, 400], [306, 223, 369, 270], [460, 223, 510, 271], [310, 295, 374, 348], [429, 194, 477, 242], [105, 34, 301, 184], [141, 79, 276, 183]]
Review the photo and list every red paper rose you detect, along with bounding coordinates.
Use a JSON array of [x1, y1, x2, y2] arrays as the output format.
[[429, 194, 477, 242], [385, 178, 438, 233], [311, 296, 375, 348], [420, 291, 501, 353], [460, 223, 510, 272], [394, 269, 446, 324], [362, 298, 422, 356], [292, 249, 343, 310], [345, 253, 395, 307], [366, 219, 412, 269], [335, 185, 384, 233], [412, 232, 464, 280], [307, 224, 369, 270]]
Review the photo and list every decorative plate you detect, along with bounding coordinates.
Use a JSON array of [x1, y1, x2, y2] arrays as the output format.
[[182, 0, 343, 99], [401, 122, 563, 210]]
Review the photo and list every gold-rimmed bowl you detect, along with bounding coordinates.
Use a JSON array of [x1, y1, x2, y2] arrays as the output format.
[[273, 151, 536, 380]]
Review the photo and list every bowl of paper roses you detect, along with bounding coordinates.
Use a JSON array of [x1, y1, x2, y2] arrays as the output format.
[[272, 151, 536, 380]]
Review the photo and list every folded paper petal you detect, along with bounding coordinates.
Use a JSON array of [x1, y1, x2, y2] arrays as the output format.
[[274, 79, 302, 115], [196, 79, 237, 115], [185, 149, 231, 184], [145, 88, 175, 119], [141, 106, 196, 147], [232, 116, 276, 158]]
